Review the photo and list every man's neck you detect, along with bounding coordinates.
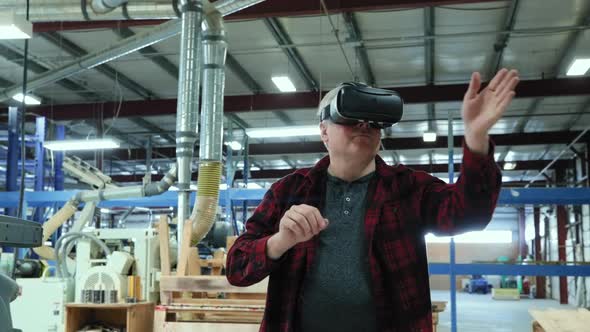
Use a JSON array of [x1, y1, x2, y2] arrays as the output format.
[[327, 155, 376, 182]]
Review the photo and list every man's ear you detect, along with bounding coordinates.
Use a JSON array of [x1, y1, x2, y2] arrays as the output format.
[[320, 121, 328, 142]]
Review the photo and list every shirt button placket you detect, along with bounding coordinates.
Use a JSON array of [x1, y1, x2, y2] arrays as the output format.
[[344, 192, 351, 216]]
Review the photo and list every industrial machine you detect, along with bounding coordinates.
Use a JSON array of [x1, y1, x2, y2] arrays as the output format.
[[74, 228, 161, 303], [11, 267, 74, 332], [0, 215, 43, 332]]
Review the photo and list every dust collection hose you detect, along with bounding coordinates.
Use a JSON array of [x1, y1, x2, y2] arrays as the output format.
[[32, 200, 77, 259], [189, 161, 222, 245]]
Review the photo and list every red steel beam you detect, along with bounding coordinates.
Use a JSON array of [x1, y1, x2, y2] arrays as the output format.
[[20, 77, 590, 121], [32, 0, 500, 32], [74, 131, 587, 160]]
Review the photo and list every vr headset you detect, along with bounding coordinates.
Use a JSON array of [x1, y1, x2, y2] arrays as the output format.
[[320, 82, 404, 129]]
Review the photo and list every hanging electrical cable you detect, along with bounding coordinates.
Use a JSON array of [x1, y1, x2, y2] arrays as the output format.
[[319, 0, 356, 81]]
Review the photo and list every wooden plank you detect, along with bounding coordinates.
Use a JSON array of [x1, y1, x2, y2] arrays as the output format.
[[160, 276, 268, 294], [532, 321, 546, 332], [177, 219, 194, 276], [432, 301, 447, 312], [127, 302, 154, 332], [154, 308, 168, 332], [65, 306, 89, 332], [154, 321, 260, 332], [187, 247, 202, 276], [529, 309, 590, 332], [226, 293, 267, 300], [65, 303, 153, 309], [163, 304, 264, 312], [171, 298, 265, 307], [159, 215, 171, 276]]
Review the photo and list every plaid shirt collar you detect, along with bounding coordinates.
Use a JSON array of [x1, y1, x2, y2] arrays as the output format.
[[302, 153, 405, 184]]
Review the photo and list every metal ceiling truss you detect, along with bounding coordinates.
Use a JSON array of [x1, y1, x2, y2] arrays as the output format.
[[41, 31, 158, 99], [487, 0, 520, 79], [112, 27, 180, 80], [32, 0, 503, 32], [263, 17, 318, 91], [0, 43, 102, 101], [342, 12, 375, 86]]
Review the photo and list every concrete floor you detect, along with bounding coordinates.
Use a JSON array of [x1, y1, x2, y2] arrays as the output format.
[[431, 290, 575, 332]]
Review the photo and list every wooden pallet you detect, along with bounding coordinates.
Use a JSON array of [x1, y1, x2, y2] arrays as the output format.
[[154, 276, 267, 332], [529, 308, 590, 332]]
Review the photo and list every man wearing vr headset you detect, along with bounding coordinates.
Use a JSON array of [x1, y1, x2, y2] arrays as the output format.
[[227, 68, 519, 332]]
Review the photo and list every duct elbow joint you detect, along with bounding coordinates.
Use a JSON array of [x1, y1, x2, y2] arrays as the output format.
[[90, 0, 129, 14]]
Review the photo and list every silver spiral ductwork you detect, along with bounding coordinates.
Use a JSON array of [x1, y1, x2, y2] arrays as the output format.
[[187, 9, 226, 245], [175, 0, 204, 247], [199, 13, 226, 162]]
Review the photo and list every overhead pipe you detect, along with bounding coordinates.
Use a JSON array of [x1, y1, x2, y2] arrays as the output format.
[[90, 0, 129, 14], [33, 165, 177, 259], [175, 0, 204, 250], [0, 19, 180, 103], [188, 8, 226, 245], [0, 0, 266, 103], [6, 0, 178, 21], [4, 0, 266, 21]]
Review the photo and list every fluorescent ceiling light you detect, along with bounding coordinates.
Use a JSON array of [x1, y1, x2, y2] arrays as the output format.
[[246, 125, 319, 138], [423, 131, 437, 142], [44, 138, 121, 151], [12, 93, 41, 105], [271, 76, 296, 92], [503, 162, 516, 170], [566, 58, 590, 76], [0, 12, 32, 39], [224, 140, 242, 150]]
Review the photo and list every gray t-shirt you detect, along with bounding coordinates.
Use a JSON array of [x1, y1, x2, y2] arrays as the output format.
[[300, 171, 378, 332]]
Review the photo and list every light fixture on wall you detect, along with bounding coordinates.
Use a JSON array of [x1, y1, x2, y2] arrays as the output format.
[[423, 131, 437, 142], [566, 58, 590, 76], [12, 93, 41, 105], [0, 12, 32, 39], [503, 162, 517, 170], [271, 76, 296, 92], [224, 140, 242, 150], [44, 138, 121, 151]]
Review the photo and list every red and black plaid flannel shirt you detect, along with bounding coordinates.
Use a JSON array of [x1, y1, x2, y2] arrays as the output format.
[[227, 140, 501, 332]]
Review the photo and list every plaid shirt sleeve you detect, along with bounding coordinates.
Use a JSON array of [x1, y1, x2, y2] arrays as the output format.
[[226, 182, 286, 286], [416, 139, 501, 235]]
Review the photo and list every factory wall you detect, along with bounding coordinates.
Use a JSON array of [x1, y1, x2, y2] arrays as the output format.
[[427, 241, 519, 290]]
